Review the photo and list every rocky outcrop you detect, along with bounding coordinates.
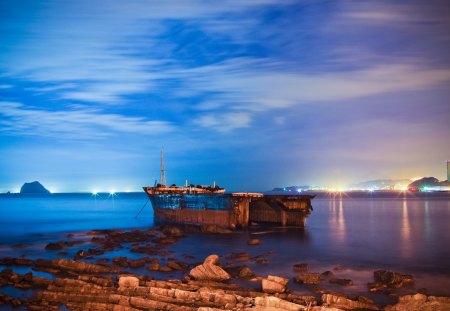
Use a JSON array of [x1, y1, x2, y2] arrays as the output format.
[[368, 270, 413, 292], [247, 239, 261, 245], [322, 293, 380, 310], [50, 259, 116, 274], [20, 181, 50, 194], [295, 273, 323, 285], [385, 293, 450, 311], [262, 275, 289, 293], [189, 254, 230, 281]]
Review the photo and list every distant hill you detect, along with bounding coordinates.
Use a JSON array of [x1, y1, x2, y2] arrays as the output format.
[[20, 181, 50, 194], [408, 177, 439, 190]]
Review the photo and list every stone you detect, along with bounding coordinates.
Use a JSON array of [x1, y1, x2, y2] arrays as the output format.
[[295, 273, 323, 285], [189, 254, 230, 281], [262, 275, 289, 294], [238, 266, 255, 279], [247, 239, 261, 245], [118, 276, 140, 289]]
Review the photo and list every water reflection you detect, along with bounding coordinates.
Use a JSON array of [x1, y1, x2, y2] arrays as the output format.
[[401, 197, 411, 258], [424, 200, 431, 241], [328, 196, 346, 243]]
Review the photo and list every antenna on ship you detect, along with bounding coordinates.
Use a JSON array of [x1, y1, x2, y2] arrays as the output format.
[[160, 146, 166, 186]]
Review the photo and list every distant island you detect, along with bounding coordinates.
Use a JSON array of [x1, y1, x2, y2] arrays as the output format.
[[20, 181, 50, 194]]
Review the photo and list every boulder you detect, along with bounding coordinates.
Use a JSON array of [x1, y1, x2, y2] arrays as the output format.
[[189, 254, 230, 282], [295, 273, 323, 285], [238, 266, 255, 279], [262, 275, 289, 294]]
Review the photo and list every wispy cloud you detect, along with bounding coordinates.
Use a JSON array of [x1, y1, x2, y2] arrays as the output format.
[[0, 102, 174, 139]]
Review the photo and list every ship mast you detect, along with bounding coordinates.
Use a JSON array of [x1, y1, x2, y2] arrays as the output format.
[[160, 146, 166, 186]]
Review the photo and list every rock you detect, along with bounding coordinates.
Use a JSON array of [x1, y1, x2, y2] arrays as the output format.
[[293, 263, 308, 272], [118, 275, 139, 289], [226, 252, 250, 261], [238, 266, 255, 279], [201, 225, 232, 234], [329, 278, 353, 286], [255, 296, 305, 310], [147, 259, 160, 271], [161, 225, 184, 237], [51, 259, 115, 274], [127, 258, 147, 268], [369, 270, 414, 292], [322, 293, 380, 310], [189, 254, 230, 281], [20, 181, 50, 194], [158, 266, 172, 272], [262, 275, 289, 294], [247, 239, 261, 245], [0, 293, 22, 307], [167, 259, 184, 270], [295, 273, 323, 285], [321, 270, 335, 277], [385, 293, 450, 311]]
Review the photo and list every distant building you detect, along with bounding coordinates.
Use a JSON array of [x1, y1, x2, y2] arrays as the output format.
[[448, 160, 450, 182]]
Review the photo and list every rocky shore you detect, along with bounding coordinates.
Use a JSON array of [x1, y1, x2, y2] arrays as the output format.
[[1, 225, 449, 310]]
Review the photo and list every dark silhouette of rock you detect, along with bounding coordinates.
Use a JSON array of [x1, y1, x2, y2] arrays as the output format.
[[20, 181, 50, 194]]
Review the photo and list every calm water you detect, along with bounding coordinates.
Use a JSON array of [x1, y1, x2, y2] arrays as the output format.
[[0, 191, 449, 301]]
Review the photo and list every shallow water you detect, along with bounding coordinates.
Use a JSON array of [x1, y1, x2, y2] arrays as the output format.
[[0, 191, 449, 303]]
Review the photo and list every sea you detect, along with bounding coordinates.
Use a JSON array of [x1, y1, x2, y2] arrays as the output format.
[[0, 191, 449, 305]]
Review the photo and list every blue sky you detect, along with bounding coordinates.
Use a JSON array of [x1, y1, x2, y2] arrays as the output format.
[[1, 0, 449, 192]]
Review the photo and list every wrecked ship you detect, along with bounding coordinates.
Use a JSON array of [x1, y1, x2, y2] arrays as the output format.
[[143, 148, 314, 229]]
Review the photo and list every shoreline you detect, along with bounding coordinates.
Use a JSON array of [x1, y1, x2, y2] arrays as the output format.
[[1, 225, 449, 310]]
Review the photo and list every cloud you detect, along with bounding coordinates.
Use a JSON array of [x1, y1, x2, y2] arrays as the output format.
[[0, 102, 174, 139], [194, 112, 251, 132], [180, 60, 450, 114]]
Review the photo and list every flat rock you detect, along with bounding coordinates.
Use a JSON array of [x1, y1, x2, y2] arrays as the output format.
[[262, 275, 289, 294], [293, 263, 308, 272], [322, 293, 380, 310]]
